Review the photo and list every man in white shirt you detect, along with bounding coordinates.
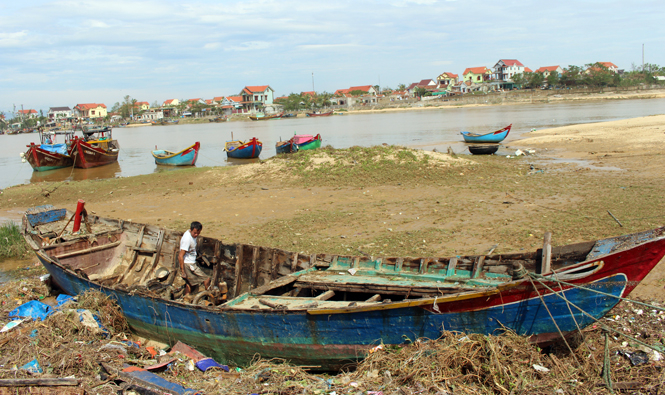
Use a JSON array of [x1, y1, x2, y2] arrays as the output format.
[[179, 221, 210, 295]]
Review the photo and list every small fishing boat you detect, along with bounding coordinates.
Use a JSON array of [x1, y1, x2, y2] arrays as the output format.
[[249, 113, 283, 121], [70, 127, 120, 169], [209, 117, 227, 123], [468, 144, 499, 155], [22, 205, 665, 370], [306, 110, 333, 117], [461, 124, 512, 143], [275, 139, 299, 154], [292, 134, 322, 151], [152, 142, 200, 166], [151, 119, 180, 126], [281, 113, 297, 118], [225, 137, 262, 159], [23, 129, 75, 171]]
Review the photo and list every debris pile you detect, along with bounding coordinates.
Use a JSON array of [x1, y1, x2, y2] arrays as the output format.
[[1, 275, 664, 394]]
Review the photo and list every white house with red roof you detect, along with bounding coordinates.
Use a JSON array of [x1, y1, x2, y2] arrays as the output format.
[[74, 103, 107, 118], [163, 99, 180, 107], [535, 66, 564, 78], [134, 101, 150, 111], [18, 109, 39, 119], [493, 59, 526, 81], [597, 62, 619, 73], [239, 85, 275, 112], [47, 107, 73, 120]]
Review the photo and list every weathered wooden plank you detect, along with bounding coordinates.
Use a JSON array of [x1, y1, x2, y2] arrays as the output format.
[[0, 378, 79, 387], [374, 258, 382, 270], [55, 241, 121, 259], [290, 252, 299, 272], [542, 232, 552, 274], [365, 294, 382, 303], [395, 258, 403, 272], [315, 290, 335, 301], [233, 245, 244, 297], [419, 258, 430, 274], [270, 250, 279, 280], [446, 258, 458, 277], [472, 256, 486, 279], [250, 246, 260, 288]]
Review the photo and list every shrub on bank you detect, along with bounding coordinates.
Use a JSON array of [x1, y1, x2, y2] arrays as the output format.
[[0, 222, 29, 259]]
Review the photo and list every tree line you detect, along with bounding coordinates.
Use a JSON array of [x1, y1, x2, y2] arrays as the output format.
[[512, 63, 665, 89]]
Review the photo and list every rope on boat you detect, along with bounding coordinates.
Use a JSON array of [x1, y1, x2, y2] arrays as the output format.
[[603, 333, 614, 393], [528, 273, 664, 353], [530, 272, 665, 312], [526, 275, 580, 366]]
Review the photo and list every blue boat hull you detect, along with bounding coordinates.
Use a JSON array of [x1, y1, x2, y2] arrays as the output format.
[[152, 142, 199, 166], [226, 144, 262, 159], [37, 253, 626, 369], [461, 124, 512, 143]]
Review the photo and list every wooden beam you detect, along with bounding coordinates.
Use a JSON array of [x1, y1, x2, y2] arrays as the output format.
[[365, 294, 382, 303], [55, 241, 121, 259], [541, 232, 552, 274], [0, 378, 79, 387], [233, 245, 244, 296], [446, 258, 458, 277], [290, 252, 299, 272], [250, 246, 259, 288], [315, 290, 335, 301], [116, 225, 145, 284], [472, 256, 486, 279], [395, 258, 403, 272]]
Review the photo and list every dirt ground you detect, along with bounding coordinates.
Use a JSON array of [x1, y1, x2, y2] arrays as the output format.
[[1, 113, 665, 302]]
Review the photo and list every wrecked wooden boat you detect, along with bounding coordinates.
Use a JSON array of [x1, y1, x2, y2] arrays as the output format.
[[22, 205, 665, 370]]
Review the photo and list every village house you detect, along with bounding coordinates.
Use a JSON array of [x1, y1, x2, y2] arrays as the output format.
[[493, 60, 526, 81], [74, 103, 107, 118], [18, 109, 39, 119], [436, 72, 459, 87], [535, 66, 564, 78], [47, 107, 73, 121], [162, 99, 180, 107], [217, 96, 244, 115], [134, 101, 150, 111], [331, 85, 378, 106], [239, 86, 275, 112], [463, 67, 492, 84], [586, 62, 619, 74]]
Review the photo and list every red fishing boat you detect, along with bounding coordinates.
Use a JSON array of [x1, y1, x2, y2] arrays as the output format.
[[70, 126, 120, 168], [306, 110, 333, 117], [23, 129, 75, 171]]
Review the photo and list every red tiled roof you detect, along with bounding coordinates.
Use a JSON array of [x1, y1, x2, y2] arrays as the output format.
[[163, 99, 177, 105], [524, 67, 533, 73], [136, 101, 149, 106], [334, 88, 350, 95], [500, 59, 524, 67], [406, 83, 418, 90], [221, 105, 233, 109], [301, 91, 316, 97], [226, 96, 242, 102], [18, 109, 38, 114], [244, 85, 271, 93], [535, 66, 560, 73], [75, 103, 106, 110], [599, 62, 617, 69], [213, 96, 224, 102], [463, 67, 490, 75], [205, 100, 213, 104], [348, 85, 372, 92], [439, 72, 458, 78], [418, 79, 435, 86], [188, 98, 201, 102]]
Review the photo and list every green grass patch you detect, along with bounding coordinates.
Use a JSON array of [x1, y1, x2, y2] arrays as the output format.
[[0, 222, 29, 259]]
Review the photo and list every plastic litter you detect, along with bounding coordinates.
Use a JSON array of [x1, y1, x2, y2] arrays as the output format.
[[532, 364, 550, 373], [9, 300, 51, 321], [0, 319, 24, 333], [348, 268, 357, 276], [20, 359, 43, 374], [195, 357, 229, 372]]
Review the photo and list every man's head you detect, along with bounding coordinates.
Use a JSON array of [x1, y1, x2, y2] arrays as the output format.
[[190, 221, 203, 238]]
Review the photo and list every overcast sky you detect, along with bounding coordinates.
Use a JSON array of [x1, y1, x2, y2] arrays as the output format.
[[1, 0, 663, 115]]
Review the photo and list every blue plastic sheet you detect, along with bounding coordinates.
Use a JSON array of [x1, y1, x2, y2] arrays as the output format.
[[39, 143, 68, 155], [20, 359, 43, 374], [9, 300, 51, 321]]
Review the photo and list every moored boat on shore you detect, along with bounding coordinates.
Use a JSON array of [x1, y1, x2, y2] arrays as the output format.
[[152, 142, 200, 166], [306, 110, 333, 117], [70, 127, 119, 168], [225, 137, 262, 159], [23, 129, 75, 171], [23, 204, 665, 370], [461, 124, 512, 143]]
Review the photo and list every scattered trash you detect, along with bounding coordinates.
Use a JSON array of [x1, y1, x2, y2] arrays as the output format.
[[533, 364, 550, 373], [348, 268, 357, 276], [0, 319, 23, 333], [20, 359, 43, 374], [196, 357, 230, 372], [515, 149, 525, 156]]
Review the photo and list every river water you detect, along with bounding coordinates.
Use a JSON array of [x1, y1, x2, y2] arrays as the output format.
[[2, 98, 664, 190]]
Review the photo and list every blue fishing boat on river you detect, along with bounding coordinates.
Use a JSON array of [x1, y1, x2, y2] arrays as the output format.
[[152, 142, 200, 166], [22, 205, 665, 370], [225, 137, 262, 159], [461, 124, 512, 143]]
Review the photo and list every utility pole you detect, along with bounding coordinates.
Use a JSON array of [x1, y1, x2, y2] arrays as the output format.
[[312, 72, 315, 93], [642, 44, 644, 72]]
